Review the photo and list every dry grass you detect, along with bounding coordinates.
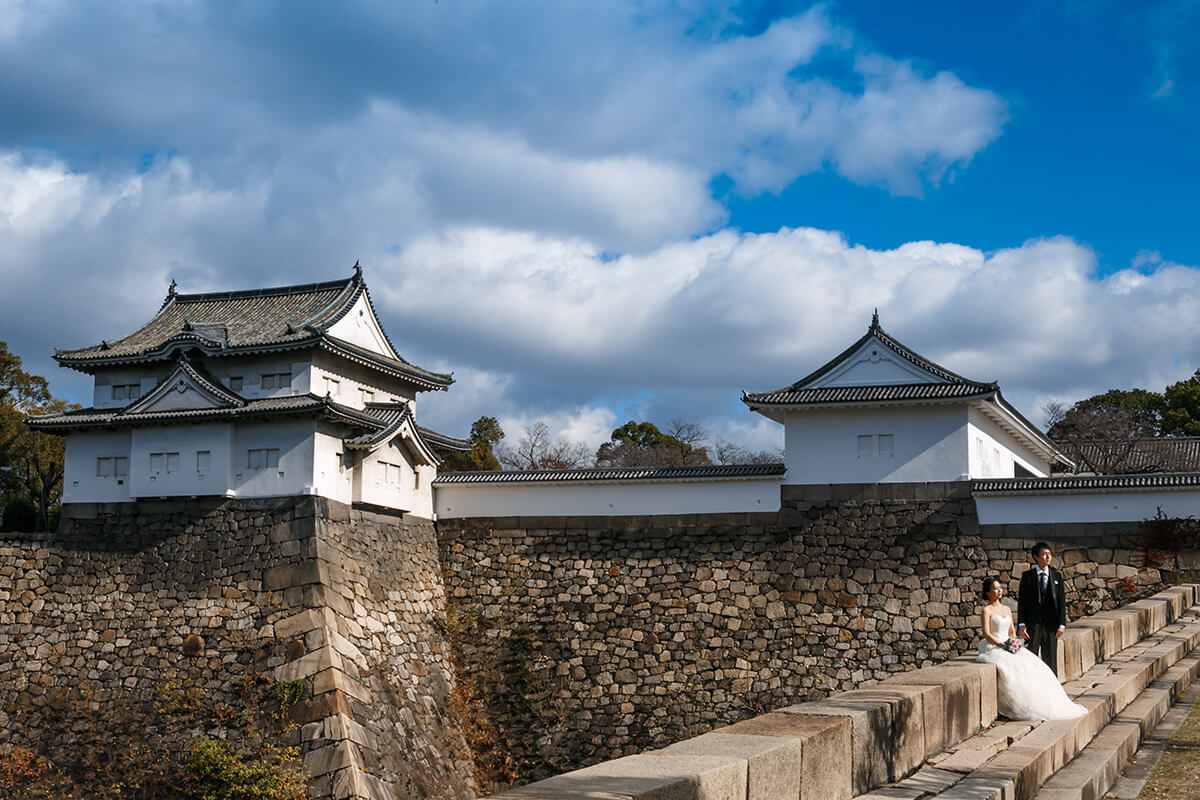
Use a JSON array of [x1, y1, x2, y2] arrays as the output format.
[[1138, 695, 1200, 799]]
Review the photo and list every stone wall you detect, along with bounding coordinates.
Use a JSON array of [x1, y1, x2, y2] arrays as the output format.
[[437, 482, 1173, 792], [0, 497, 475, 800]]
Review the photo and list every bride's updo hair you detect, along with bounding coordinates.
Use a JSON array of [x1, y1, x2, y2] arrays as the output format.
[[980, 576, 1000, 601]]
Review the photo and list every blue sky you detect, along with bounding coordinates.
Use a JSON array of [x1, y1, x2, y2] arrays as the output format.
[[1, 0, 1198, 456]]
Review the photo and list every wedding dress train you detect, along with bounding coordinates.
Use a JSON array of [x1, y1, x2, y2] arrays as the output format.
[[976, 612, 1086, 720]]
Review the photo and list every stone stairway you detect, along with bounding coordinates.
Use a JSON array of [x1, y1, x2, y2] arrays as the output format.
[[489, 585, 1200, 800], [854, 604, 1200, 800]]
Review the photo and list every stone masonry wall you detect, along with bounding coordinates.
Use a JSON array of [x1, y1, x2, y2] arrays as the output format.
[[0, 497, 474, 800], [437, 482, 1174, 792]]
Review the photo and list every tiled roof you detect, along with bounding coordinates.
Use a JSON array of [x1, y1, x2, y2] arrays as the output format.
[[434, 463, 786, 484], [973, 473, 1200, 494], [418, 427, 471, 452], [743, 382, 995, 406], [52, 267, 453, 390], [743, 314, 995, 407], [28, 393, 385, 431], [1055, 438, 1200, 475], [343, 403, 412, 449]]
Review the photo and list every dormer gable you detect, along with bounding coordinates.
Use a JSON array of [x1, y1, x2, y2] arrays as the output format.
[[123, 356, 245, 415], [807, 333, 951, 388], [327, 291, 399, 361], [343, 402, 441, 466], [743, 313, 998, 422]]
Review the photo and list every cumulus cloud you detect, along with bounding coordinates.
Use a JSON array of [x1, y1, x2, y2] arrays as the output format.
[[0, 1, 1007, 248]]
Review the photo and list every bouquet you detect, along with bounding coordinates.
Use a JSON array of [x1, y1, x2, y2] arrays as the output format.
[[1003, 637, 1022, 654]]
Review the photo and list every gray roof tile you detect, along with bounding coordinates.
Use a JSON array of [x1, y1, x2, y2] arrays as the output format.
[[434, 463, 786, 484], [743, 315, 995, 407], [53, 268, 452, 390], [973, 473, 1200, 493]]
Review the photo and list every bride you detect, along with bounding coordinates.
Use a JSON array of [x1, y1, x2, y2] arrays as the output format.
[[976, 576, 1086, 720]]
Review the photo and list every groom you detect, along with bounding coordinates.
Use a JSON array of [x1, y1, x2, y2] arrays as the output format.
[[1018, 541, 1067, 676]]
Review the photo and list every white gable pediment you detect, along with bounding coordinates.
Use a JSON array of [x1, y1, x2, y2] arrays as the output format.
[[809, 336, 949, 388], [327, 294, 398, 360], [126, 364, 241, 414]]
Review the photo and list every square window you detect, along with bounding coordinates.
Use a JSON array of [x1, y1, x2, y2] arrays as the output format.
[[878, 434, 894, 456], [857, 435, 873, 456], [229, 376, 243, 392], [197, 451, 211, 472], [97, 457, 113, 477], [114, 457, 128, 477], [112, 384, 140, 402], [150, 451, 179, 473], [247, 448, 280, 469]]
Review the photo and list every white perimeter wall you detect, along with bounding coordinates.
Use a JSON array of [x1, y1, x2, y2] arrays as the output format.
[[966, 407, 1052, 478], [783, 406, 967, 483], [976, 490, 1200, 525], [434, 479, 783, 519]]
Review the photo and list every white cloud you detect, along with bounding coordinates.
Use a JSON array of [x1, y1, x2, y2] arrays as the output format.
[[3, 140, 1199, 454], [0, 2, 1007, 242]]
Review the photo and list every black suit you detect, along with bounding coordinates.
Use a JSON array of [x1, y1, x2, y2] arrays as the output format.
[[1018, 566, 1067, 675]]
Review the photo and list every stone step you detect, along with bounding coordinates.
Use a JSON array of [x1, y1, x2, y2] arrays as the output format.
[[1030, 650, 1200, 800], [894, 609, 1200, 800]]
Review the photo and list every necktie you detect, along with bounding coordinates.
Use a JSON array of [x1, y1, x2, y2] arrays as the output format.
[[1040, 571, 1047, 599]]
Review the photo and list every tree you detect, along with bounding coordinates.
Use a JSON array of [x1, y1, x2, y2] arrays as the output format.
[[436, 416, 505, 472], [712, 439, 784, 465], [498, 421, 590, 470], [1045, 388, 1168, 474], [1162, 370, 1200, 436], [594, 420, 711, 467], [0, 342, 75, 531]]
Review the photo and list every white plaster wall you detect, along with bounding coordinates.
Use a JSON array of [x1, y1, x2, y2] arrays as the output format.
[[312, 429, 354, 505], [231, 420, 316, 498], [434, 479, 783, 519], [358, 439, 432, 516], [966, 408, 1052, 478], [782, 405, 968, 483], [975, 490, 1200, 525], [327, 294, 396, 358], [311, 350, 416, 408], [92, 367, 171, 408], [129, 424, 234, 498], [813, 338, 945, 388], [62, 430, 134, 503]]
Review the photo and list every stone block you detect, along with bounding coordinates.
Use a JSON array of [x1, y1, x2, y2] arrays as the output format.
[[782, 698, 895, 794], [275, 645, 341, 683], [887, 664, 980, 748], [305, 739, 363, 778], [490, 752, 746, 799], [716, 710, 852, 800], [264, 560, 327, 591], [660, 732, 801, 800], [275, 608, 324, 640], [837, 686, 929, 777], [935, 774, 1014, 800]]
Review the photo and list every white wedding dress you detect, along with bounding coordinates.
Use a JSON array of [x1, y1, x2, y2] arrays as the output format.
[[976, 612, 1086, 720]]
